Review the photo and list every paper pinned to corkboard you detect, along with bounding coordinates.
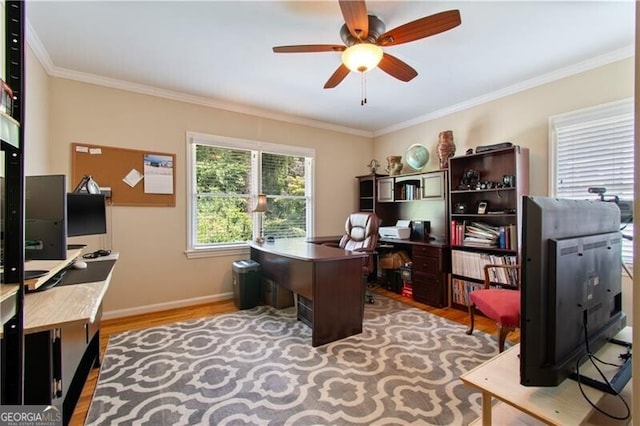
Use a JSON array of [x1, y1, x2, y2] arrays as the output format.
[[72, 143, 176, 207]]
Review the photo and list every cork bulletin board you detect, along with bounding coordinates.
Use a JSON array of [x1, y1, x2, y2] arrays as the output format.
[[71, 143, 176, 207]]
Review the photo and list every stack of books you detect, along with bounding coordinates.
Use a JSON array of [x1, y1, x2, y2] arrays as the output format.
[[450, 220, 517, 250], [464, 222, 500, 247]]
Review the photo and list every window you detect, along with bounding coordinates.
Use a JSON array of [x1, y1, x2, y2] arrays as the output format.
[[186, 132, 314, 255], [549, 99, 634, 265]]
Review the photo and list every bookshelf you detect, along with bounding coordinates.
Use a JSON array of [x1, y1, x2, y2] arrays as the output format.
[[356, 174, 396, 226], [448, 146, 529, 310]]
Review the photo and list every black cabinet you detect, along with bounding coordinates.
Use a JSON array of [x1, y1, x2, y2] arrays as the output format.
[[1, 0, 26, 404], [24, 310, 102, 425]]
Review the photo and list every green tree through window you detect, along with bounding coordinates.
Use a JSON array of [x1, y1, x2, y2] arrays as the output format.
[[262, 152, 307, 239], [187, 133, 314, 249]]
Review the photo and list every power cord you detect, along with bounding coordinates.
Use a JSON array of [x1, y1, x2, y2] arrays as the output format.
[[575, 312, 631, 421], [82, 249, 112, 259]]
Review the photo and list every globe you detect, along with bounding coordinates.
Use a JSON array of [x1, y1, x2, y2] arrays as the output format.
[[406, 144, 430, 171]]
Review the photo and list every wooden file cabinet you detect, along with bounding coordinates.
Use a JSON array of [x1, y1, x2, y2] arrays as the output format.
[[411, 244, 449, 308]]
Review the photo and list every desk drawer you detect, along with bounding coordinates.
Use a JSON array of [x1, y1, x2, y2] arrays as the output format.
[[412, 254, 440, 275], [412, 245, 441, 259], [412, 272, 446, 307]]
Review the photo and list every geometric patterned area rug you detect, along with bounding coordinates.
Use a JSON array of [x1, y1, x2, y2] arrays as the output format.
[[85, 295, 499, 425]]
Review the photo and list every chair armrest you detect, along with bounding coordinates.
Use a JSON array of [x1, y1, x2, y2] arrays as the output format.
[[483, 264, 520, 289]]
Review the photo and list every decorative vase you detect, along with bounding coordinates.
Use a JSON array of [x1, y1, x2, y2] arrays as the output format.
[[437, 130, 456, 170], [385, 156, 403, 176]]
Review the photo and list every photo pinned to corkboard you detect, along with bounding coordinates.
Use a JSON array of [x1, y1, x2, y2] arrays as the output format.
[[71, 143, 176, 207]]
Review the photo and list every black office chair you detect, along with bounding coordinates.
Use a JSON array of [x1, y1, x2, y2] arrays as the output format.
[[324, 212, 380, 303]]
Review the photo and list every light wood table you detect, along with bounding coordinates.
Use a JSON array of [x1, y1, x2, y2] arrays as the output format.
[[0, 248, 84, 337], [24, 248, 83, 291], [461, 328, 632, 425], [21, 251, 118, 425], [23, 251, 118, 333], [0, 284, 19, 338]]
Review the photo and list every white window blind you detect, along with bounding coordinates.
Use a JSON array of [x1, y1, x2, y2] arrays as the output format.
[[549, 99, 634, 264]]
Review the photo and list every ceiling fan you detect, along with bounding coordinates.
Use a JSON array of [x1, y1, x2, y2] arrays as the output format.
[[272, 0, 461, 89]]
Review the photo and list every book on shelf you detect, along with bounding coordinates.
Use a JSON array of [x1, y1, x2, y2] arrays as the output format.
[[451, 250, 518, 285], [451, 278, 485, 306], [497, 224, 518, 250], [451, 276, 516, 307], [450, 220, 517, 250]]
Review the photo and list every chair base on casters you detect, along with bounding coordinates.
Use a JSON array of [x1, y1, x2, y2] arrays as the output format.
[[364, 279, 375, 304]]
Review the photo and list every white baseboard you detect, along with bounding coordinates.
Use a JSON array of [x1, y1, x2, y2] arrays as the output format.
[[101, 292, 234, 320]]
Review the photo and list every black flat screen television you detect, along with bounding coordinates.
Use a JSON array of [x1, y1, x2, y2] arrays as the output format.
[[25, 174, 68, 260], [520, 196, 628, 393], [67, 193, 107, 237]]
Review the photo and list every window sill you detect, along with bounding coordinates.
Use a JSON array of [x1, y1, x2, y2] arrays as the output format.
[[185, 243, 250, 259]]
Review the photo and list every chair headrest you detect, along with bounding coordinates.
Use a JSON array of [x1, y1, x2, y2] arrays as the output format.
[[344, 212, 379, 243]]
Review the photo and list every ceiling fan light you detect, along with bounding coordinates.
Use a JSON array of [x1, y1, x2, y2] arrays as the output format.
[[341, 43, 383, 73]]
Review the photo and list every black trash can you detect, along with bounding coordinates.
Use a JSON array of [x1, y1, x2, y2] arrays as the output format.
[[232, 260, 261, 310]]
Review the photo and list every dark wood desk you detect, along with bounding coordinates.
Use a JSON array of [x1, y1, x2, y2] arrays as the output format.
[[249, 239, 367, 347], [307, 236, 450, 308]]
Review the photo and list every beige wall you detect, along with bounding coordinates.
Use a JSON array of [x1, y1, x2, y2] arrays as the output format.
[[374, 57, 633, 198], [42, 78, 371, 316], [24, 46, 50, 174]]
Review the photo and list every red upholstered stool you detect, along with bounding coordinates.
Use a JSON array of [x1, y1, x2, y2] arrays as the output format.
[[466, 264, 521, 353]]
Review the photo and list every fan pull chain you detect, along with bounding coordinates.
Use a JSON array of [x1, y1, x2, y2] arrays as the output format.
[[360, 72, 367, 106]]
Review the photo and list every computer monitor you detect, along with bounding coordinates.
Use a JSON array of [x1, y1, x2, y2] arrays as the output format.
[[67, 193, 107, 237], [25, 175, 67, 260]]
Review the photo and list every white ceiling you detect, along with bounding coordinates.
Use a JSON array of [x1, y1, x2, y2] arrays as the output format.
[[25, 1, 635, 136]]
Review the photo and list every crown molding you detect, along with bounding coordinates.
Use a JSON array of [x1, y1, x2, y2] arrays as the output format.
[[25, 17, 631, 140], [25, 21, 372, 138], [374, 45, 635, 137], [25, 19, 55, 74]]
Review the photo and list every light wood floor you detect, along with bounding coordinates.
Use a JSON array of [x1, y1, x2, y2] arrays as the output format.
[[69, 288, 519, 426]]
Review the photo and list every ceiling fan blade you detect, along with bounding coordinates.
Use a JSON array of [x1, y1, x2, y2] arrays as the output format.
[[273, 45, 346, 53], [377, 10, 461, 46], [378, 53, 418, 82], [324, 64, 350, 89], [339, 0, 369, 40]]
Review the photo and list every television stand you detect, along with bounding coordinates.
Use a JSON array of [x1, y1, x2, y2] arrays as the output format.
[[461, 327, 632, 425]]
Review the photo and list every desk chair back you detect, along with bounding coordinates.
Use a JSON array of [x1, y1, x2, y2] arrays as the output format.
[[339, 212, 379, 263], [332, 212, 380, 304]]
